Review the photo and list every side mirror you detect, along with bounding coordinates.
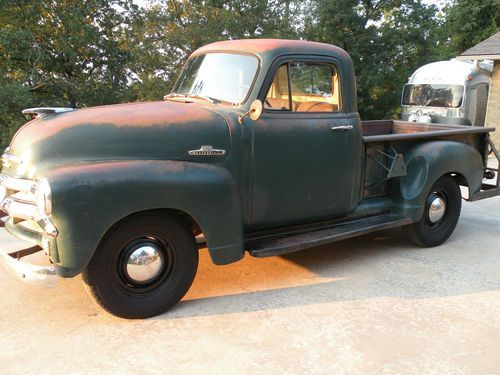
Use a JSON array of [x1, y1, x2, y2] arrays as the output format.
[[238, 99, 263, 124]]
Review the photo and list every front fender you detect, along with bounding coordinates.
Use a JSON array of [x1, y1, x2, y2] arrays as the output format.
[[389, 140, 484, 220], [46, 160, 244, 277]]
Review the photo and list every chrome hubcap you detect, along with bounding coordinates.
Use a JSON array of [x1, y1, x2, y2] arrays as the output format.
[[125, 244, 164, 284], [428, 196, 446, 223]]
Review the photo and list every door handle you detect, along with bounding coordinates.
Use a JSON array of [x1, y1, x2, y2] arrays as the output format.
[[331, 125, 353, 131]]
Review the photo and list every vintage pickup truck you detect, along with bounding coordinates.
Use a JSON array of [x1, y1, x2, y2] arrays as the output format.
[[1, 39, 500, 318]]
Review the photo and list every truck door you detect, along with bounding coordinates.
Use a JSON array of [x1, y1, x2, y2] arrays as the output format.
[[249, 59, 362, 229]]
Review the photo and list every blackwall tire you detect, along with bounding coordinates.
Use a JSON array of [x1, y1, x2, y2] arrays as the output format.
[[83, 214, 198, 319], [403, 175, 462, 247]]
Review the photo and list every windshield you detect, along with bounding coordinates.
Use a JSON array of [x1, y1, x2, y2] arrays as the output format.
[[172, 53, 259, 104], [402, 84, 465, 108]]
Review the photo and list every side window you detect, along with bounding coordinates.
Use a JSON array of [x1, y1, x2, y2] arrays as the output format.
[[264, 62, 341, 112], [264, 65, 291, 110]]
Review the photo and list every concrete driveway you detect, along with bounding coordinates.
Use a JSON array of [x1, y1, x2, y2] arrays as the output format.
[[1, 196, 499, 374]]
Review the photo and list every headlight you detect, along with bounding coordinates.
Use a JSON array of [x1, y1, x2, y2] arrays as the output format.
[[35, 178, 52, 217]]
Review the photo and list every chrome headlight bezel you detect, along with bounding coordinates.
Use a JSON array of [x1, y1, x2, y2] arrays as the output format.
[[1, 147, 23, 169]]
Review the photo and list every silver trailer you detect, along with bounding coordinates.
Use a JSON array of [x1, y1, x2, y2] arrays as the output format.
[[401, 59, 492, 126]]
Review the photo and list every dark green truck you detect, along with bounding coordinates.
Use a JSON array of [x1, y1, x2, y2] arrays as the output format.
[[1, 39, 499, 318]]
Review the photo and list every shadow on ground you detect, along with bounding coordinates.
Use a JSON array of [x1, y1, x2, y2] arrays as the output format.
[[154, 220, 499, 320], [2, 207, 498, 321]]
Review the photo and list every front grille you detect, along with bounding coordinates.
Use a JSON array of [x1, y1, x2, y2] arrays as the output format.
[[0, 174, 40, 223], [1, 173, 58, 262]]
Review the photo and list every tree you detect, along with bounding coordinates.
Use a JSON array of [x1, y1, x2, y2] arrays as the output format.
[[370, 0, 452, 118], [0, 0, 138, 107], [0, 0, 137, 148], [304, 0, 448, 119], [1, 0, 499, 150], [127, 0, 303, 101], [446, 0, 500, 53]]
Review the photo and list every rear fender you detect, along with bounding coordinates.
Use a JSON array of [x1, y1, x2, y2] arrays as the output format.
[[46, 160, 244, 277], [389, 140, 483, 220]]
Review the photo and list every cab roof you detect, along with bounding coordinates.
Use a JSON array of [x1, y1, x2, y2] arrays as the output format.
[[191, 39, 351, 62], [190, 38, 358, 113]]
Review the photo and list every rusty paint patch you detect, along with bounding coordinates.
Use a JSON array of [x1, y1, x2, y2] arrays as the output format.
[[192, 39, 351, 60], [9, 101, 217, 151]]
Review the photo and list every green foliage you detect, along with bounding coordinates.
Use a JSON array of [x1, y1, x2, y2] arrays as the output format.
[[304, 0, 455, 119], [446, 0, 500, 53], [0, 0, 137, 148], [0, 0, 499, 149], [126, 0, 301, 100], [0, 79, 33, 148]]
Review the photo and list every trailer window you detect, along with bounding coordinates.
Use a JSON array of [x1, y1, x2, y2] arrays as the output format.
[[402, 84, 464, 108]]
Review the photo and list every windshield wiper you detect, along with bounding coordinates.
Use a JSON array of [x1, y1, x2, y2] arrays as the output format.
[[163, 92, 233, 105], [164, 92, 218, 104], [163, 93, 186, 101], [186, 94, 218, 104]]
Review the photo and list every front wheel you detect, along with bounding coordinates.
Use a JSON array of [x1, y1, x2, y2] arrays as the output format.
[[403, 175, 462, 247], [83, 214, 198, 319]]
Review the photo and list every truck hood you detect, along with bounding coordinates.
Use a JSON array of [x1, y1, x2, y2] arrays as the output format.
[[4, 101, 231, 178]]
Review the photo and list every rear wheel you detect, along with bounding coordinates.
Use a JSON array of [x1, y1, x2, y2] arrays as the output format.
[[83, 214, 198, 319], [403, 175, 462, 247]]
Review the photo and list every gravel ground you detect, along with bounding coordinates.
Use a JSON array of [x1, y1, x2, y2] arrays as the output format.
[[1, 196, 499, 374]]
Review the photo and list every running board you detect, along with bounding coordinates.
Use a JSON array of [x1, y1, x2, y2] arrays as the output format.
[[247, 214, 412, 258]]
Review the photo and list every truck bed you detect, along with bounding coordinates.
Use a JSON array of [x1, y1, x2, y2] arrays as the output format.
[[362, 120, 494, 143], [361, 120, 500, 202]]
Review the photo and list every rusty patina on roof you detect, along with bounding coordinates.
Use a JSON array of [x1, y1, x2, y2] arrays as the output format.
[[458, 32, 500, 60], [191, 38, 351, 61]]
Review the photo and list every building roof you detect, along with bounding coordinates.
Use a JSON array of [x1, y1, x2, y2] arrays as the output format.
[[457, 32, 500, 60]]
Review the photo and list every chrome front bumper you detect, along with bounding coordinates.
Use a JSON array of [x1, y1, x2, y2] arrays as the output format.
[[0, 218, 58, 287]]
